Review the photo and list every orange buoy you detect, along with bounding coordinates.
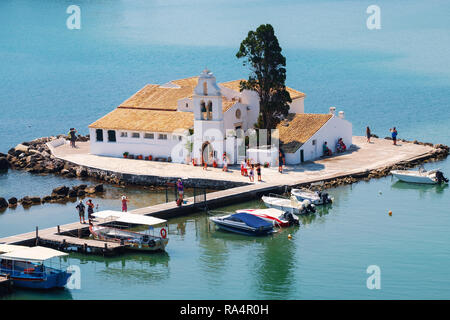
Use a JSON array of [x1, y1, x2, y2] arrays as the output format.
[[388, 211, 392, 216]]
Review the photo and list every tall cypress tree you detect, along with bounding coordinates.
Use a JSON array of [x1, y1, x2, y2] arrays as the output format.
[[236, 24, 292, 132]]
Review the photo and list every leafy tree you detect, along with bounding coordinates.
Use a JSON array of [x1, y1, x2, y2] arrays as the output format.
[[236, 24, 292, 132]]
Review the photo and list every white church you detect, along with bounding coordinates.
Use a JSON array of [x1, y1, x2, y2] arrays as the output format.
[[89, 69, 352, 166]]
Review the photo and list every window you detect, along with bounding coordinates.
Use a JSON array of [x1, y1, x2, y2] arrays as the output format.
[[203, 81, 208, 95], [144, 133, 154, 139], [312, 139, 317, 146], [207, 101, 212, 120], [235, 109, 241, 119], [132, 132, 140, 138], [120, 132, 128, 138], [158, 134, 167, 140], [107, 130, 116, 142], [185, 103, 189, 108], [96, 129, 103, 142]]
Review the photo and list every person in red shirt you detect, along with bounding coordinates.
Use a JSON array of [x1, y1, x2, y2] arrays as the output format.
[[121, 196, 129, 212]]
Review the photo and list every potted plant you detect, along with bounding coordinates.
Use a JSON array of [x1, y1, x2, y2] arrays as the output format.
[[123, 152, 129, 158], [213, 160, 217, 168], [264, 161, 270, 168], [148, 155, 152, 161], [192, 158, 196, 166], [137, 155, 143, 160]]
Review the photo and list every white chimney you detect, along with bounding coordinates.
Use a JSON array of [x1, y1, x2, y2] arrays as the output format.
[[329, 107, 336, 116], [338, 111, 345, 119]]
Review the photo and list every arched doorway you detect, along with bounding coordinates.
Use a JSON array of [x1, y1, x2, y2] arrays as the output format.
[[202, 142, 214, 165]]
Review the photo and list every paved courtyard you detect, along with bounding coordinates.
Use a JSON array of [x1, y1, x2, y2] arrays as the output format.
[[52, 136, 433, 186]]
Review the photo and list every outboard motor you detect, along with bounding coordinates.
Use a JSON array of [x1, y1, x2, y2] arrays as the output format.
[[308, 203, 316, 213], [321, 192, 331, 204], [285, 212, 298, 226], [436, 171, 449, 184]]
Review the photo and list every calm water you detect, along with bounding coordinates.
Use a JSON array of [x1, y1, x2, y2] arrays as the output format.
[[1, 0, 450, 299]]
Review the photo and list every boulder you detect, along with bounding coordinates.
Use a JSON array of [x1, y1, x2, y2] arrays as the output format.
[[94, 184, 104, 192], [85, 187, 96, 194], [77, 190, 86, 197], [20, 196, 33, 206], [8, 197, 17, 206], [78, 184, 87, 190], [68, 189, 78, 198], [75, 167, 88, 177], [14, 144, 29, 153], [42, 196, 52, 203], [0, 157, 9, 171], [53, 186, 69, 196], [0, 197, 8, 209], [30, 197, 41, 204]]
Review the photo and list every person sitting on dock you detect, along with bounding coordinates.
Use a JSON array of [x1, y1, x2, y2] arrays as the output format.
[[323, 142, 332, 156], [76, 200, 86, 224]]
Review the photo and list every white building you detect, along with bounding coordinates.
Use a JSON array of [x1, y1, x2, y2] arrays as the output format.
[[89, 69, 351, 165]]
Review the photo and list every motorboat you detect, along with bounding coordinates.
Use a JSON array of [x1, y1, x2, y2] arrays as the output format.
[[261, 194, 316, 215], [391, 167, 449, 185], [0, 245, 71, 289], [291, 188, 333, 205], [90, 210, 169, 252], [235, 208, 299, 227], [209, 212, 274, 236]]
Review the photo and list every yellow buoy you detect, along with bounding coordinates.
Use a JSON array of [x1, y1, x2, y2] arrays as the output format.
[[288, 234, 292, 239], [388, 211, 392, 216]]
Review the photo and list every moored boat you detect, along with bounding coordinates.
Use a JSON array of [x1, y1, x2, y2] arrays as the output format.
[[291, 188, 333, 205], [0, 245, 71, 290], [235, 208, 299, 227], [209, 212, 274, 236], [391, 167, 448, 185], [90, 210, 169, 252], [261, 194, 316, 215]]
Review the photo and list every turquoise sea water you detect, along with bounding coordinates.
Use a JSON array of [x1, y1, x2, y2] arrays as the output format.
[[1, 0, 450, 299]]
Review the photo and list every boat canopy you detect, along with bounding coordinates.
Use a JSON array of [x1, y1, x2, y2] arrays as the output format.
[[0, 244, 27, 254], [93, 210, 167, 226], [0, 246, 68, 262], [232, 212, 272, 228]]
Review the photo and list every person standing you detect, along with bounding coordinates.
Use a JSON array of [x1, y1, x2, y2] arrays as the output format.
[[278, 151, 285, 173], [366, 126, 371, 143], [256, 163, 262, 182], [222, 153, 228, 172], [86, 199, 95, 223], [249, 164, 255, 182], [176, 179, 184, 206], [76, 200, 86, 224], [121, 195, 129, 212], [390, 127, 398, 145]]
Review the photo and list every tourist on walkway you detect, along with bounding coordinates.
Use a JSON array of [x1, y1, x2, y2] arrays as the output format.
[[121, 195, 129, 212], [177, 179, 184, 206], [222, 153, 228, 172], [240, 160, 245, 175], [68, 128, 77, 148], [323, 142, 332, 156], [390, 127, 398, 145], [86, 199, 95, 223], [76, 200, 86, 224], [278, 151, 285, 173], [256, 163, 262, 181], [366, 126, 371, 143], [249, 164, 255, 182], [243, 159, 248, 176]]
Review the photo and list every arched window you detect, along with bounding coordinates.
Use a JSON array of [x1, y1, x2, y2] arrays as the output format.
[[203, 81, 208, 95], [207, 101, 213, 120]]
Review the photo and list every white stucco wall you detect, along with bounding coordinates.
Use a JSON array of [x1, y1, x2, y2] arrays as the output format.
[[289, 97, 305, 114], [284, 115, 353, 164], [247, 147, 279, 166]]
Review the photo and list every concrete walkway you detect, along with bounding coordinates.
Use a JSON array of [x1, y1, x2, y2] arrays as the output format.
[[53, 136, 433, 187]]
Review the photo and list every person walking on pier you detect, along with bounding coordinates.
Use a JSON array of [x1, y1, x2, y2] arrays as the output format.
[[249, 164, 255, 182], [278, 150, 285, 173], [366, 126, 371, 143], [256, 163, 262, 182], [390, 127, 398, 145], [76, 200, 86, 224], [121, 195, 129, 212]]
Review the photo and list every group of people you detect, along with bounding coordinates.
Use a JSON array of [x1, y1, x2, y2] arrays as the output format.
[[323, 138, 347, 156], [75, 199, 95, 224], [366, 126, 398, 145], [68, 128, 77, 148], [240, 159, 262, 182]]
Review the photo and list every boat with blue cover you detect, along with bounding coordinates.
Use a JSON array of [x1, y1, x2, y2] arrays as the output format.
[[0, 245, 72, 290], [209, 212, 274, 236]]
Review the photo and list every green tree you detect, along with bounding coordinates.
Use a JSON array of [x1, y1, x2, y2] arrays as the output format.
[[236, 24, 292, 132]]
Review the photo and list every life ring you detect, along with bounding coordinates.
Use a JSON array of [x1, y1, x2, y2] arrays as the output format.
[[160, 228, 167, 239]]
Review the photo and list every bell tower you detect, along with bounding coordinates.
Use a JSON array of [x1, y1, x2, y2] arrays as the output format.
[[192, 69, 225, 165]]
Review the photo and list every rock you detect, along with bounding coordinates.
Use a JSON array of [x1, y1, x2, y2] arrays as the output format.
[[85, 187, 96, 194], [77, 190, 86, 197], [53, 186, 69, 196], [14, 144, 29, 153], [7, 197, 17, 206], [0, 198, 8, 209], [75, 167, 88, 177], [68, 189, 78, 198], [42, 196, 52, 203], [60, 169, 70, 175], [78, 184, 87, 190], [94, 184, 104, 192], [30, 197, 41, 204], [0, 157, 9, 171], [20, 196, 33, 206]]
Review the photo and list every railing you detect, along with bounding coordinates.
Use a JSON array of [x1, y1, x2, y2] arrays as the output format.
[[193, 187, 207, 212]]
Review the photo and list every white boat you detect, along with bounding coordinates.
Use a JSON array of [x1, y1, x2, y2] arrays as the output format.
[[90, 210, 169, 252], [391, 167, 448, 185], [236, 208, 299, 227], [291, 188, 333, 205], [261, 194, 316, 215]]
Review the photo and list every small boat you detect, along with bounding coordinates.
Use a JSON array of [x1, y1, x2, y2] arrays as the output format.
[[90, 210, 169, 252], [291, 188, 333, 205], [391, 167, 449, 185], [0, 245, 71, 289], [261, 194, 316, 215], [235, 208, 299, 227], [209, 212, 274, 236]]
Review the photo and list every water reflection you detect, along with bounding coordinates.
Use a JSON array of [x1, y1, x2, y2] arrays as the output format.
[[391, 181, 448, 195]]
